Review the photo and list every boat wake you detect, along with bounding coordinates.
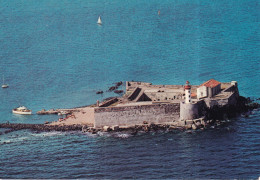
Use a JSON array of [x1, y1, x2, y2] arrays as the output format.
[[0, 131, 67, 145], [0, 135, 29, 145], [31, 131, 66, 137], [82, 131, 133, 139]]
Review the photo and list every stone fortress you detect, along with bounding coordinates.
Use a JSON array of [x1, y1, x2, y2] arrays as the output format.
[[62, 79, 240, 129]]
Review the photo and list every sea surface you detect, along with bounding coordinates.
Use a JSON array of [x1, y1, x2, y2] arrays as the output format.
[[0, 0, 259, 178]]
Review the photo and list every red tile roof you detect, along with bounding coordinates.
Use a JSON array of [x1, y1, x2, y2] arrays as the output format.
[[200, 79, 221, 88]]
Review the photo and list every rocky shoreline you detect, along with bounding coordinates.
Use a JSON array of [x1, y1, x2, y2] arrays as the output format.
[[0, 117, 242, 136], [0, 123, 83, 134]]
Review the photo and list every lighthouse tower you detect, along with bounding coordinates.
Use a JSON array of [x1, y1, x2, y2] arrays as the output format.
[[184, 81, 191, 104], [180, 80, 199, 121]]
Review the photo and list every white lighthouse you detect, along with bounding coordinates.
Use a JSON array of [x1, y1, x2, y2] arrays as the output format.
[[184, 81, 191, 104]]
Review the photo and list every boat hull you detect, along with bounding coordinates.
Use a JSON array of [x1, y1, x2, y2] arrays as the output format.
[[12, 110, 32, 115], [2, 84, 8, 88]]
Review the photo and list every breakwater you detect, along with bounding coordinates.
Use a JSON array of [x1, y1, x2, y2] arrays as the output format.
[[0, 123, 83, 134]]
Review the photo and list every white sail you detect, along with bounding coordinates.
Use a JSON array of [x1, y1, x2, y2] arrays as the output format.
[[2, 75, 8, 88], [97, 16, 102, 24]]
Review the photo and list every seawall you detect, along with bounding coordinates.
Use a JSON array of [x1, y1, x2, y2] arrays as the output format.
[[94, 103, 180, 128]]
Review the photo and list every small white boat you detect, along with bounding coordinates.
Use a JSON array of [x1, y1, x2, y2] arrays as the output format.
[[2, 75, 8, 88], [12, 106, 32, 115], [97, 16, 102, 25], [2, 84, 8, 88]]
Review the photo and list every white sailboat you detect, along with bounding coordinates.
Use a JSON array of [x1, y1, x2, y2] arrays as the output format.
[[2, 75, 8, 88], [97, 16, 102, 25]]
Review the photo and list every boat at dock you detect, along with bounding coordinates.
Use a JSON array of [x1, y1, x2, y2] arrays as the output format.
[[12, 106, 32, 115]]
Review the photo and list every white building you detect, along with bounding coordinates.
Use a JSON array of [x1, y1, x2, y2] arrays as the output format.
[[197, 79, 221, 99]]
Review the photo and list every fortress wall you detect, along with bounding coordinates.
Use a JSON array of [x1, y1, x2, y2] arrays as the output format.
[[145, 92, 183, 101], [223, 85, 235, 92], [221, 83, 232, 89], [128, 87, 141, 100], [94, 104, 180, 128], [228, 91, 239, 105], [180, 102, 199, 121], [99, 98, 118, 107]]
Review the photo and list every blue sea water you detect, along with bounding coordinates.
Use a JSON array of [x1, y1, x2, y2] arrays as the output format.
[[0, 0, 259, 178]]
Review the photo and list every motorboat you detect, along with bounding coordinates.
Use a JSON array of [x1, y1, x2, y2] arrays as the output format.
[[12, 106, 32, 115], [2, 84, 8, 88]]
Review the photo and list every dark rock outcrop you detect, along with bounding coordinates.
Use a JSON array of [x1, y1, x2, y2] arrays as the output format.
[[108, 86, 118, 91], [114, 90, 124, 94], [96, 91, 103, 94]]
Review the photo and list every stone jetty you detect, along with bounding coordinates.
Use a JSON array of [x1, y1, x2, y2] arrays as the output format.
[[0, 123, 83, 134]]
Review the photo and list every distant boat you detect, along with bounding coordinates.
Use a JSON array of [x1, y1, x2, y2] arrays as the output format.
[[2, 75, 8, 88], [97, 16, 102, 25], [12, 106, 32, 115]]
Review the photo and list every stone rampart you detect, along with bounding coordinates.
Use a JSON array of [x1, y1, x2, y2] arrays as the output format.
[[99, 98, 118, 107], [94, 103, 180, 128], [128, 87, 141, 101]]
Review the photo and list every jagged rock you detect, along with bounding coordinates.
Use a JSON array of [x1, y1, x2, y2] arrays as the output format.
[[192, 124, 198, 130], [108, 86, 118, 91], [150, 123, 159, 131], [111, 125, 119, 131], [185, 125, 192, 129], [82, 125, 88, 132], [200, 120, 206, 126], [96, 91, 103, 94], [169, 125, 176, 130], [177, 121, 185, 126], [103, 126, 110, 132], [114, 90, 124, 94], [195, 121, 201, 126], [185, 120, 193, 125], [143, 125, 150, 132], [115, 81, 123, 86]]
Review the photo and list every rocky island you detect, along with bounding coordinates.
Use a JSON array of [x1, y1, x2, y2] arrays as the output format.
[[1, 79, 259, 134]]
